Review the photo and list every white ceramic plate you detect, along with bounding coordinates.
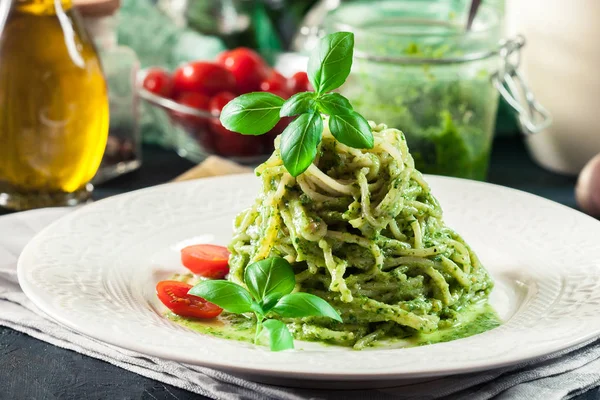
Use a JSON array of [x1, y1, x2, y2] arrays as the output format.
[[17, 174, 600, 384]]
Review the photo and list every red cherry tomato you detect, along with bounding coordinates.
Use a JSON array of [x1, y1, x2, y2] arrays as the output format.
[[156, 280, 223, 319], [264, 89, 291, 100], [263, 116, 293, 151], [216, 48, 270, 93], [270, 116, 293, 137], [289, 71, 312, 93], [212, 125, 259, 157], [172, 62, 236, 97], [260, 71, 289, 94], [207, 91, 237, 151], [171, 92, 210, 129], [208, 91, 236, 117], [205, 92, 262, 157], [181, 244, 230, 278], [143, 68, 173, 97], [216, 135, 260, 157]]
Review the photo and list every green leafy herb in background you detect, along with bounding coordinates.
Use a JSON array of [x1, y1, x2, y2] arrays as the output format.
[[188, 257, 342, 351], [219, 31, 374, 177]]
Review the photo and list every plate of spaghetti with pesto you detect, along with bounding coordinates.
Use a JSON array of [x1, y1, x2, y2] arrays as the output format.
[[17, 32, 600, 386]]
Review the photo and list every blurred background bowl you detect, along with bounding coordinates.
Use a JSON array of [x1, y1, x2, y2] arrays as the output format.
[[137, 68, 274, 165], [137, 51, 308, 165]]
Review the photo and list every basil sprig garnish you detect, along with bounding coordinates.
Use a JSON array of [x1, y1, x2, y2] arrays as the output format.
[[219, 31, 374, 177], [188, 257, 342, 351]]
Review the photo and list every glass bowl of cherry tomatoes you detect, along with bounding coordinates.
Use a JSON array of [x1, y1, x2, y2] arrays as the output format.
[[138, 48, 311, 164]]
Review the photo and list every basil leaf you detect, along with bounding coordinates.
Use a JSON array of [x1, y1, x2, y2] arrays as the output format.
[[280, 113, 323, 177], [220, 92, 285, 135], [262, 319, 294, 351], [188, 281, 253, 314], [271, 293, 343, 322], [328, 111, 374, 149], [280, 92, 316, 117], [307, 32, 354, 94], [244, 257, 295, 303], [260, 292, 282, 313], [316, 93, 353, 116]]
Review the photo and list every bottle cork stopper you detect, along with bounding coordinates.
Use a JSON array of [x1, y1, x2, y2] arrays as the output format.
[[73, 0, 120, 17]]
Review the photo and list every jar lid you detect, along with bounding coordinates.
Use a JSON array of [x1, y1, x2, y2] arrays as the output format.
[[73, 0, 120, 17]]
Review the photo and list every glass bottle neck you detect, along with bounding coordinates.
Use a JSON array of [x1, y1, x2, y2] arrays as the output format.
[[16, 0, 73, 15]]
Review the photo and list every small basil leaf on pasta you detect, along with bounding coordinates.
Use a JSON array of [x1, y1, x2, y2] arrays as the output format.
[[307, 32, 354, 94], [280, 92, 316, 117], [188, 280, 253, 314], [261, 319, 294, 351], [328, 111, 374, 149], [316, 93, 353, 116], [220, 92, 285, 135], [280, 113, 324, 177], [272, 293, 343, 322], [244, 257, 295, 303]]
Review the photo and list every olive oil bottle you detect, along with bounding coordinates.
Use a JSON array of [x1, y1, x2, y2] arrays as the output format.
[[0, 0, 109, 210]]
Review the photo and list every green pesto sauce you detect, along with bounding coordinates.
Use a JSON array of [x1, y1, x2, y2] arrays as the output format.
[[166, 312, 255, 343], [166, 303, 500, 349], [411, 302, 500, 346]]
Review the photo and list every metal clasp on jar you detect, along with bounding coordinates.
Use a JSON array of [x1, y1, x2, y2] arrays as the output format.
[[491, 35, 552, 135]]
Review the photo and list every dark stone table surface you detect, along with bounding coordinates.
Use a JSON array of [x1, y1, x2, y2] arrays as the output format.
[[2, 138, 598, 400]]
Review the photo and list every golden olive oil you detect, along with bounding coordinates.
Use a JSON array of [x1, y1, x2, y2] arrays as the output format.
[[0, 0, 109, 209]]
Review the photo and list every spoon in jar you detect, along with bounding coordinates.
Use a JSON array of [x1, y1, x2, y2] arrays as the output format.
[[466, 0, 483, 31]]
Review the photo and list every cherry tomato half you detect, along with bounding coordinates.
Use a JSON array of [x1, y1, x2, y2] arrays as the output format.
[[172, 62, 236, 97], [181, 244, 230, 278], [217, 48, 270, 93], [143, 68, 173, 98], [156, 280, 223, 319], [289, 71, 312, 93], [171, 92, 210, 129]]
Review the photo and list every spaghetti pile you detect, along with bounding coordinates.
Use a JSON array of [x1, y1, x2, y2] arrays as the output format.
[[228, 120, 493, 349]]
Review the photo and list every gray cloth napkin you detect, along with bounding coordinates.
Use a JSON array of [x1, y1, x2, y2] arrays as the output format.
[[1, 208, 600, 400]]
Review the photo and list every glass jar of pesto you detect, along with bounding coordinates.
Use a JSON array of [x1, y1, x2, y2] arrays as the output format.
[[324, 0, 549, 180]]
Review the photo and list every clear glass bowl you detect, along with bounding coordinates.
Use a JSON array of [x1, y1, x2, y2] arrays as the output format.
[[137, 69, 277, 165]]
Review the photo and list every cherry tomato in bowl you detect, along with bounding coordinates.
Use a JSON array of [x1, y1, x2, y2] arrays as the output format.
[[172, 62, 236, 97], [207, 92, 263, 157], [264, 89, 291, 100], [215, 132, 260, 157], [289, 71, 312, 93], [260, 71, 290, 95], [156, 280, 223, 319], [209, 91, 236, 117], [181, 244, 230, 279], [217, 47, 270, 93], [262, 116, 293, 150], [142, 68, 173, 97], [170, 92, 210, 130]]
